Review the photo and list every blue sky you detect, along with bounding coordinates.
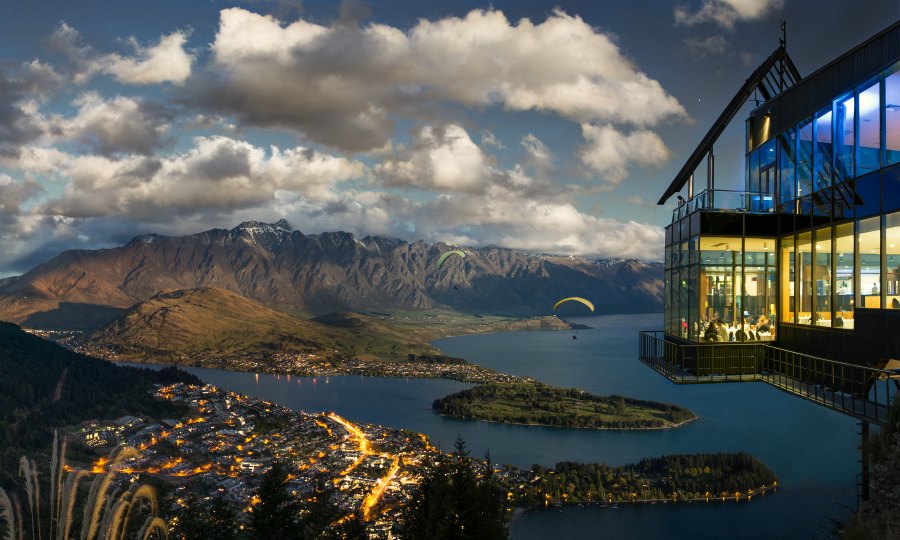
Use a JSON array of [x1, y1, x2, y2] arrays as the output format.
[[0, 0, 895, 275]]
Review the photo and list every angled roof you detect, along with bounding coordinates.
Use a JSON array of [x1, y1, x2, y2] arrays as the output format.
[[657, 46, 801, 205]]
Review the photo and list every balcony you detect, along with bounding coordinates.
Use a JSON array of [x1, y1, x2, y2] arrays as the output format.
[[671, 189, 776, 222], [638, 330, 897, 426]]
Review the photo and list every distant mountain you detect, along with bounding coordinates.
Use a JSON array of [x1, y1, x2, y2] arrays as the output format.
[[0, 220, 663, 330]]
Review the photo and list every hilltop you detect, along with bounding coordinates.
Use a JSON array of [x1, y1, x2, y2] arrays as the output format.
[[87, 287, 347, 365]]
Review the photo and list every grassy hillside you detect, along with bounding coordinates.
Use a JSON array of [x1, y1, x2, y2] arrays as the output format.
[[88, 287, 341, 364], [85, 288, 586, 368]]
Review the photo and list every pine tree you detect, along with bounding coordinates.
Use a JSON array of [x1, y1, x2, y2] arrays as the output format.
[[249, 462, 302, 540], [405, 438, 507, 540], [296, 476, 343, 540]]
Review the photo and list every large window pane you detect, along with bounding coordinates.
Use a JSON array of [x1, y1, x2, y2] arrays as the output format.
[[859, 217, 881, 308], [665, 270, 672, 333], [778, 129, 797, 206], [834, 223, 854, 329], [700, 237, 737, 326], [797, 119, 814, 197], [757, 139, 776, 211], [689, 264, 699, 340], [765, 265, 777, 338], [743, 237, 773, 338], [887, 212, 900, 308], [851, 171, 881, 218], [887, 71, 900, 166], [814, 227, 832, 326], [858, 81, 881, 175], [679, 267, 689, 338], [781, 235, 796, 324], [815, 110, 833, 191], [797, 231, 813, 324], [748, 148, 760, 194], [835, 95, 855, 181]]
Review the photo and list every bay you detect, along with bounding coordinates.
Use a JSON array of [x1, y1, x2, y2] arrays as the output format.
[[167, 313, 858, 539]]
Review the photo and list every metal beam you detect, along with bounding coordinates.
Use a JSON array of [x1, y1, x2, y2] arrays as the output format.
[[657, 46, 800, 205]]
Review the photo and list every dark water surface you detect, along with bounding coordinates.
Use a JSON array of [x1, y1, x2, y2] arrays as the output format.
[[173, 313, 858, 539]]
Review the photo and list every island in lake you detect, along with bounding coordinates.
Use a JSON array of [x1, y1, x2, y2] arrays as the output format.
[[503, 453, 778, 506], [433, 382, 697, 429]]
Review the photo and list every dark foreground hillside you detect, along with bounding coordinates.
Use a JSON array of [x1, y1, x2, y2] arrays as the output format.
[[0, 322, 198, 482]]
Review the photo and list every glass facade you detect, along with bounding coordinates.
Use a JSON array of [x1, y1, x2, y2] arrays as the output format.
[[770, 66, 900, 212], [665, 233, 776, 342], [663, 59, 900, 343]]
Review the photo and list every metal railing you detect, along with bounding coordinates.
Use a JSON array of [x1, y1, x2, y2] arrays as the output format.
[[638, 331, 897, 425], [671, 189, 776, 222]]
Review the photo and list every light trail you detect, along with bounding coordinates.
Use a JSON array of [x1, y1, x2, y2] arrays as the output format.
[[327, 413, 370, 477], [327, 413, 401, 521], [362, 457, 400, 521]]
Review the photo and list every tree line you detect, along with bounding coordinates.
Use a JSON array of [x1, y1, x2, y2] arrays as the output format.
[[505, 453, 778, 505]]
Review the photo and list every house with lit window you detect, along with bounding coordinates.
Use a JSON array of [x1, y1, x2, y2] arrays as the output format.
[[641, 21, 900, 430]]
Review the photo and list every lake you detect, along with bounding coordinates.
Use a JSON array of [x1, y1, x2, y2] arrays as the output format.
[[173, 313, 859, 539]]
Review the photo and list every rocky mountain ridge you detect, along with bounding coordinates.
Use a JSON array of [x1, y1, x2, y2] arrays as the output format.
[[0, 220, 663, 330]]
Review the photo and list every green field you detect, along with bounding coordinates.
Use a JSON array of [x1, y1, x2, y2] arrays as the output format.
[[433, 382, 696, 429]]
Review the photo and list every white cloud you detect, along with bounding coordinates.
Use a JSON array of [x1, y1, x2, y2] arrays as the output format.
[[190, 7, 685, 151], [480, 130, 503, 149], [578, 124, 671, 188], [51, 23, 194, 85], [675, 0, 783, 29], [374, 124, 569, 199], [100, 31, 194, 85], [11, 136, 364, 221], [374, 124, 494, 193], [625, 195, 645, 206], [0, 60, 62, 156], [56, 93, 171, 155]]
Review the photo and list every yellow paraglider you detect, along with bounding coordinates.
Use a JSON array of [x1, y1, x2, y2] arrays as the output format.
[[553, 297, 594, 339], [435, 250, 466, 290], [435, 250, 466, 270], [552, 297, 595, 313]]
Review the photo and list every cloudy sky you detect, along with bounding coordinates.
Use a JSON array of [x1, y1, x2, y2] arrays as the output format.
[[0, 0, 895, 275]]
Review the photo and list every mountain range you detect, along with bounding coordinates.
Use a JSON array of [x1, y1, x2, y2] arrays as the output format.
[[0, 220, 663, 330]]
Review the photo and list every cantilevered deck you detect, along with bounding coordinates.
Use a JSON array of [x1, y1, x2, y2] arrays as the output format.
[[639, 331, 897, 426]]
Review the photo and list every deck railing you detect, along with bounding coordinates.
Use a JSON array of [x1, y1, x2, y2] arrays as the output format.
[[638, 331, 897, 425], [670, 189, 776, 222]]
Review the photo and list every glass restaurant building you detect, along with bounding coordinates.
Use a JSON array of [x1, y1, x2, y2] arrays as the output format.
[[659, 20, 900, 367]]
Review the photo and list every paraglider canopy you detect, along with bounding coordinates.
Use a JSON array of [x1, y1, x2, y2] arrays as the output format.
[[435, 250, 466, 270], [552, 297, 595, 313]]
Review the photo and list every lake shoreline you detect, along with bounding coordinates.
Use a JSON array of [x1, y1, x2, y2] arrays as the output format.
[[433, 411, 699, 431], [513, 483, 779, 516]]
